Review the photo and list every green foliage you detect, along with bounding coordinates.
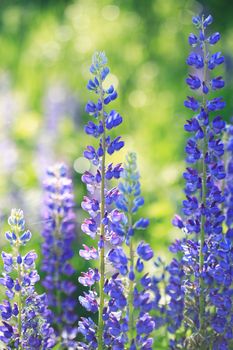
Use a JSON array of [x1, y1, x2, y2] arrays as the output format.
[[0, 0, 231, 261]]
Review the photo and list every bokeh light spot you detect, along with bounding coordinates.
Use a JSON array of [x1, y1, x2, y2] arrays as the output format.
[[102, 5, 120, 21], [129, 90, 147, 108], [103, 73, 119, 90], [73, 157, 91, 174]]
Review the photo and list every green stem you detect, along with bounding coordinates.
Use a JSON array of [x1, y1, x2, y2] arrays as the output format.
[[15, 229, 22, 350], [124, 184, 135, 349], [97, 78, 106, 350], [128, 230, 134, 347], [54, 211, 62, 332], [199, 19, 208, 338]]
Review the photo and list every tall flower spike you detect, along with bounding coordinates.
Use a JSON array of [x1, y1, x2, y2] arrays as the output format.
[[78, 52, 124, 349], [213, 124, 233, 349], [106, 152, 157, 350], [41, 163, 78, 348], [173, 14, 228, 348], [0, 209, 55, 349], [224, 124, 233, 229]]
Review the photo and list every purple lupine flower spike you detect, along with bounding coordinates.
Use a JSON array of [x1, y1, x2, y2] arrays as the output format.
[[78, 52, 124, 349], [103, 152, 158, 349], [224, 124, 233, 229], [41, 163, 78, 348], [172, 14, 230, 348], [0, 209, 56, 349]]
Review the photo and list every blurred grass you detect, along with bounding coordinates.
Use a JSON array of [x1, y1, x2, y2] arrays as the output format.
[[0, 0, 232, 269]]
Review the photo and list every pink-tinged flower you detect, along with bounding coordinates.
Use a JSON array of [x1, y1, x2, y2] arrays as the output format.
[[79, 245, 98, 260], [79, 291, 98, 313], [81, 218, 97, 238], [78, 269, 100, 287]]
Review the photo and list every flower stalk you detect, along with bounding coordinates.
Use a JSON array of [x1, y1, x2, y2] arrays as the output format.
[[128, 205, 134, 346], [114, 152, 155, 349], [97, 75, 106, 350], [199, 18, 208, 334], [15, 228, 23, 349], [78, 51, 124, 349], [172, 13, 227, 348]]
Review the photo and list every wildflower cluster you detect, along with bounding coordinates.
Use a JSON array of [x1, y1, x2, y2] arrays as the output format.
[[0, 209, 55, 349], [78, 52, 124, 349], [41, 163, 78, 347], [0, 13, 232, 350]]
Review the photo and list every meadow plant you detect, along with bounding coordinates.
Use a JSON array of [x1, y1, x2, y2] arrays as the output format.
[[225, 123, 233, 228], [172, 14, 233, 350], [0, 209, 55, 349], [41, 164, 78, 348], [78, 52, 124, 349], [113, 152, 156, 349]]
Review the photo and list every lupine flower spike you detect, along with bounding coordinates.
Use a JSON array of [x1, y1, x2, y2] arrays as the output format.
[[41, 163, 78, 348], [78, 52, 124, 349], [224, 124, 233, 229], [109, 152, 156, 350], [172, 14, 229, 349], [0, 209, 55, 349]]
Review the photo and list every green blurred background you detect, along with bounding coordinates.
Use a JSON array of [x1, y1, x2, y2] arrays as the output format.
[[0, 0, 232, 261]]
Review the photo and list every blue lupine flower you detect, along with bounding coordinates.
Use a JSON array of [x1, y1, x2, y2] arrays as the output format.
[[41, 163, 78, 348], [186, 52, 204, 68], [186, 74, 201, 90], [208, 32, 221, 45], [134, 217, 150, 229], [203, 15, 213, 28], [78, 52, 124, 350], [211, 76, 225, 90], [208, 52, 224, 70], [79, 291, 98, 313], [107, 248, 128, 276], [188, 33, 198, 46], [184, 96, 200, 111], [206, 97, 225, 111], [137, 242, 154, 261], [0, 209, 55, 349], [78, 318, 97, 349]]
